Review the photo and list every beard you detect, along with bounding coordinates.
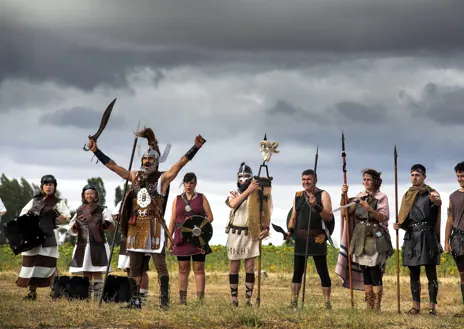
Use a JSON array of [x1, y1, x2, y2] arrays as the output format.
[[237, 180, 251, 193], [142, 162, 159, 176]]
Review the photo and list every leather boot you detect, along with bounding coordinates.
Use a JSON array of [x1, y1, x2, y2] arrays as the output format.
[[373, 290, 383, 311], [93, 280, 103, 303], [122, 278, 141, 309], [365, 291, 374, 310], [159, 276, 170, 309], [179, 290, 187, 305]]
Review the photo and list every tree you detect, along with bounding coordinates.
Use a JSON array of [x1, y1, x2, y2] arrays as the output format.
[[114, 183, 131, 207], [86, 177, 106, 206], [114, 185, 123, 207]]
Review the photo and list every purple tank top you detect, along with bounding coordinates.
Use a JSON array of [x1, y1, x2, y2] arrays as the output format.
[[171, 193, 205, 256]]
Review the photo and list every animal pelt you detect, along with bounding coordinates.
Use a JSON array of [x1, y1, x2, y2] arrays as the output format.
[[52, 276, 90, 300], [247, 187, 272, 239], [102, 275, 132, 303], [136, 127, 161, 155]]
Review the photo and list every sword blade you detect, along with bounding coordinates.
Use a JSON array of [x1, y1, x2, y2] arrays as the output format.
[[332, 201, 357, 213], [271, 223, 287, 239], [88, 98, 117, 141]]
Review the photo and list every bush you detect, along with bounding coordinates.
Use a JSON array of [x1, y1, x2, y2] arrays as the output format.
[[0, 244, 459, 278]]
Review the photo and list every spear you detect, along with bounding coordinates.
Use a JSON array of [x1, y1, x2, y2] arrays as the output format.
[[394, 145, 401, 313], [342, 131, 354, 308], [301, 145, 319, 309], [99, 123, 140, 308]]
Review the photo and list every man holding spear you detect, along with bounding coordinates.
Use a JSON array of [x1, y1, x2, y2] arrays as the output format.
[[393, 164, 442, 316], [286, 151, 334, 311]]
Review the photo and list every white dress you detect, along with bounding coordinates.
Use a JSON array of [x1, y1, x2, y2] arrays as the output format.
[[226, 190, 260, 261], [112, 201, 130, 270]]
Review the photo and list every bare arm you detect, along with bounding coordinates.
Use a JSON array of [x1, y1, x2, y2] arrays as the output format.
[[167, 198, 177, 250], [320, 191, 333, 221], [227, 180, 259, 209], [161, 135, 206, 194], [203, 196, 214, 223], [288, 199, 297, 230], [87, 139, 136, 181], [445, 202, 453, 246], [0, 211, 6, 217]]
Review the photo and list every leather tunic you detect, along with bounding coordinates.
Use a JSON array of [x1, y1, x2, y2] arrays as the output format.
[[69, 204, 108, 267], [30, 196, 60, 247], [402, 193, 441, 266]]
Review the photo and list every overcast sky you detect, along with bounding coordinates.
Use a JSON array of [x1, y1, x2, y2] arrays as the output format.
[[1, 0, 464, 246]]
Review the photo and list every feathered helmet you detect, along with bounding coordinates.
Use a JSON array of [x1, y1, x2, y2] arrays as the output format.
[[135, 127, 171, 168], [81, 184, 99, 203]]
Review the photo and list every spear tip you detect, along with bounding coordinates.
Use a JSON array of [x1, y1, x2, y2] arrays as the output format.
[[263, 133, 267, 140], [394, 144, 398, 157], [342, 131, 345, 150]]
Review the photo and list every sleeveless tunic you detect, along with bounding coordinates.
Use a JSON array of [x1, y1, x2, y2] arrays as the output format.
[[449, 190, 464, 257], [294, 190, 327, 256], [171, 193, 211, 256]]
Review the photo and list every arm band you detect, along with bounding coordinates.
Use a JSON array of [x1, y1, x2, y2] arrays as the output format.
[[313, 204, 323, 213], [94, 149, 111, 165], [185, 145, 200, 161]]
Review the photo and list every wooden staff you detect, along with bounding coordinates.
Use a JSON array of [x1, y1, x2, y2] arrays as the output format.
[[99, 127, 139, 308], [342, 132, 354, 308], [301, 145, 319, 309], [394, 145, 401, 313]]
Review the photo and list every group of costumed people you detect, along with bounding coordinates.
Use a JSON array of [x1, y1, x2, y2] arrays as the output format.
[[8, 127, 464, 317]]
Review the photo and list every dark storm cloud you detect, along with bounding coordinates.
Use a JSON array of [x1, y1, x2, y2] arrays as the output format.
[[39, 106, 125, 129], [1, 0, 464, 89], [332, 102, 387, 124], [401, 83, 464, 125]]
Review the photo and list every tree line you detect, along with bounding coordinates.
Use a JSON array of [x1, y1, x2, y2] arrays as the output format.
[[0, 174, 125, 245]]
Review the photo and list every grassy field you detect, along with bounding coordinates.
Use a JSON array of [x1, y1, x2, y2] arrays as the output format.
[[0, 245, 463, 328]]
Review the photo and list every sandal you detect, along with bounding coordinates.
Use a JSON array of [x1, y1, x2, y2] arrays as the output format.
[[406, 307, 420, 315], [428, 309, 437, 316]]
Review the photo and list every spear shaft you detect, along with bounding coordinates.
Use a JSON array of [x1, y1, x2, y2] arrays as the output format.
[[342, 132, 354, 308], [301, 145, 319, 309], [394, 145, 401, 313], [99, 127, 139, 308]]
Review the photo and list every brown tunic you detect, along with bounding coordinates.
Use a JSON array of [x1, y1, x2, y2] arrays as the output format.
[[450, 190, 464, 231], [121, 171, 170, 253], [69, 204, 108, 267]]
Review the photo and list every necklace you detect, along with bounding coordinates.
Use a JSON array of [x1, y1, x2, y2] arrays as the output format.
[[183, 193, 194, 212]]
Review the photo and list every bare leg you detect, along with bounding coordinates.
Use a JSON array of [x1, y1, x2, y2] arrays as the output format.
[[193, 261, 206, 300]]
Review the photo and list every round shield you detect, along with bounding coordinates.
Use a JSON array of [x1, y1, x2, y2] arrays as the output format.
[[181, 215, 213, 247]]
